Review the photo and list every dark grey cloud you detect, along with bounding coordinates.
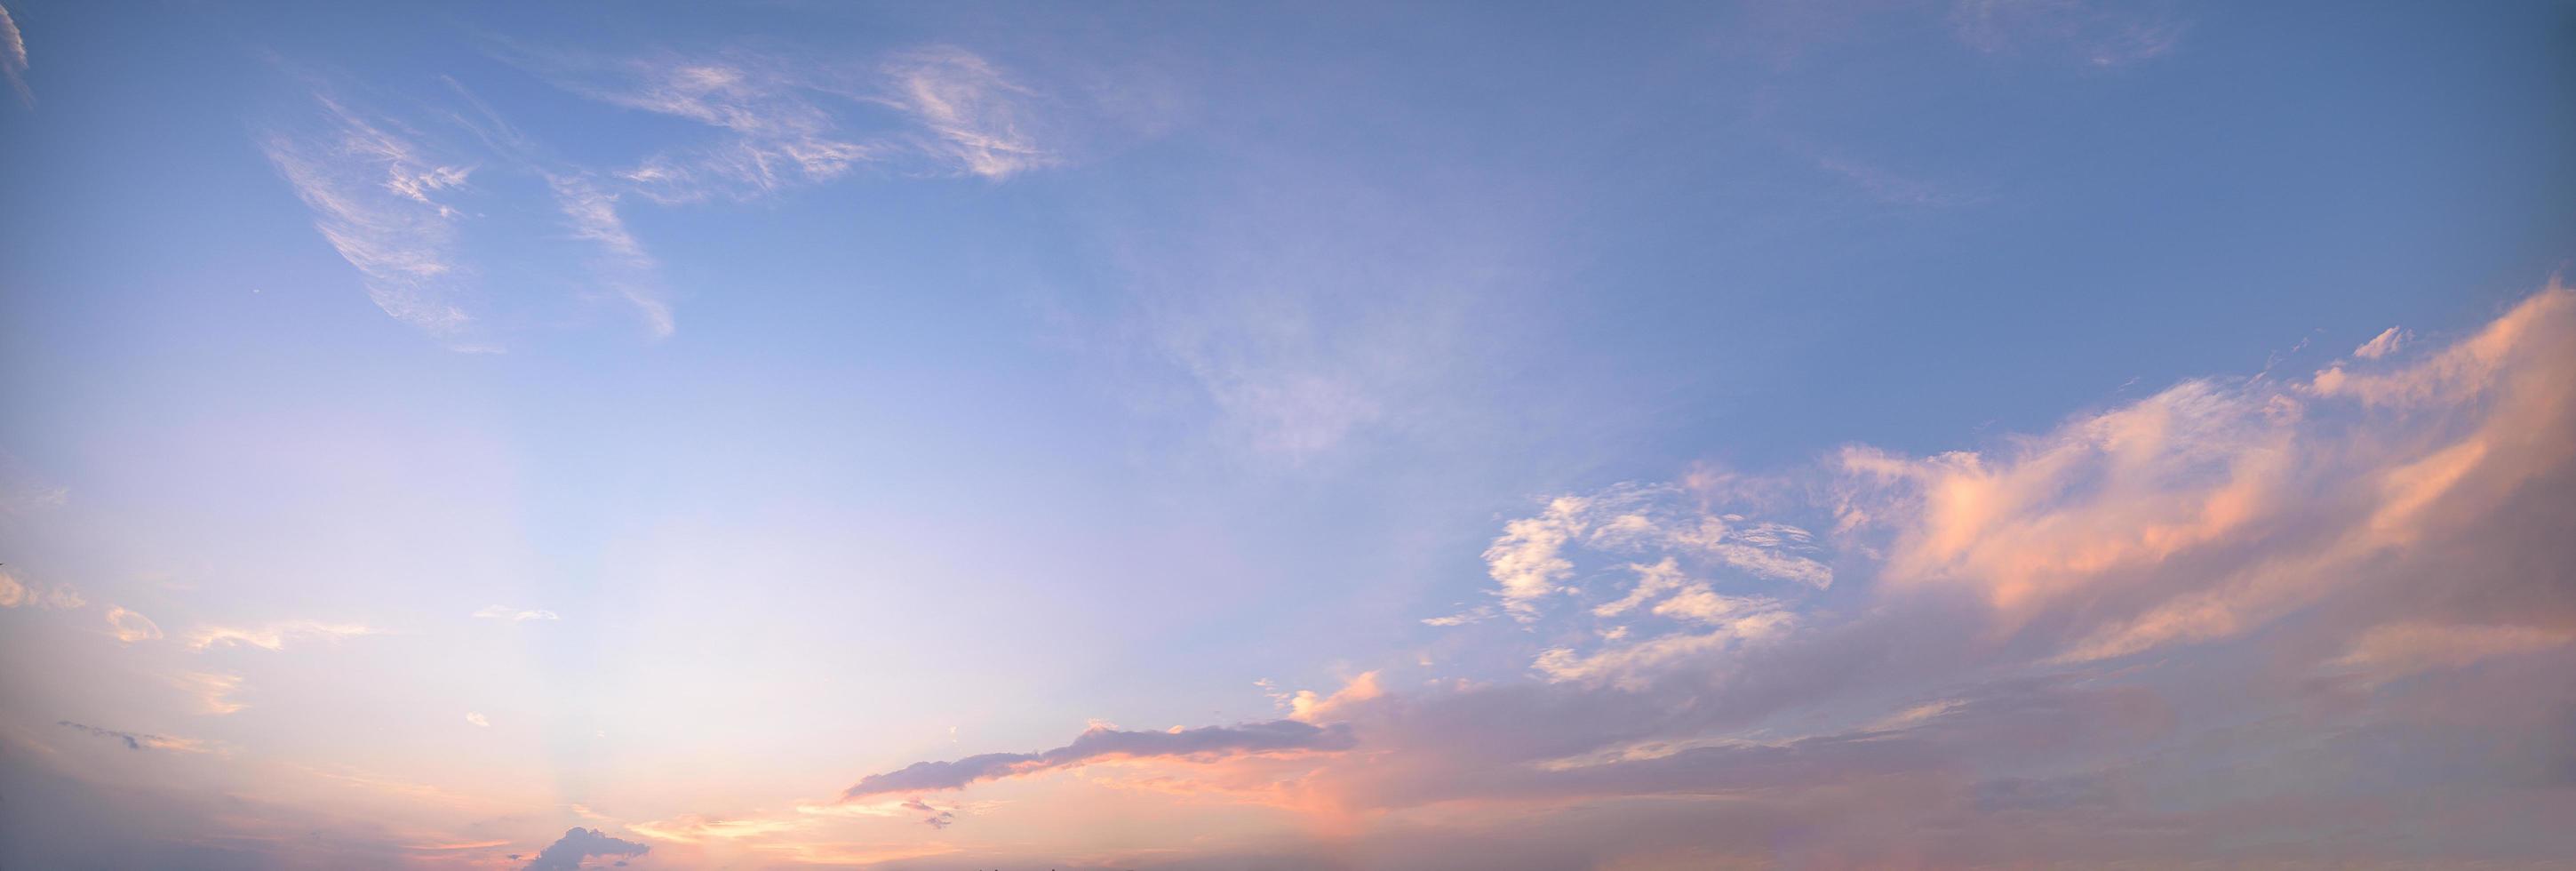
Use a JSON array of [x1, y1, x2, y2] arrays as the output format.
[[56, 721, 183, 752], [522, 827, 647, 871], [843, 718, 1355, 800]]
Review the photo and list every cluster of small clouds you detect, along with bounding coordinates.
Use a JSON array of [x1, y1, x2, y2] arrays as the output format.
[[807, 284, 2576, 866], [0, 565, 83, 610]]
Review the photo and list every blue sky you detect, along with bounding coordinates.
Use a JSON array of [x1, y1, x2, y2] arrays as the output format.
[[4, 2, 2575, 868]]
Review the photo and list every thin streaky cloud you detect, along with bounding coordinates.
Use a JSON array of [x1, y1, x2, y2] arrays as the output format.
[[473, 604, 561, 622], [56, 721, 211, 753], [0, 2, 28, 107], [186, 619, 385, 652], [547, 173, 674, 338], [874, 47, 1057, 180]]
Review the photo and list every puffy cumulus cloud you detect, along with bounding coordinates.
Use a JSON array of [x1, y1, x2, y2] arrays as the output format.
[[522, 827, 648, 871], [869, 284, 2576, 867], [186, 620, 385, 652], [841, 718, 1356, 802], [104, 606, 161, 643]]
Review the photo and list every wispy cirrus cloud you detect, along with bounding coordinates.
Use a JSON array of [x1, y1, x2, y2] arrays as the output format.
[[261, 93, 483, 343], [0, 3, 28, 107], [546, 173, 674, 338], [564, 52, 879, 204], [1950, 0, 2187, 68], [874, 47, 1057, 180], [533, 43, 1062, 204]]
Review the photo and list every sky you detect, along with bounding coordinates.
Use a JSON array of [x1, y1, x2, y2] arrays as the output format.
[[1, 1, 2573, 868]]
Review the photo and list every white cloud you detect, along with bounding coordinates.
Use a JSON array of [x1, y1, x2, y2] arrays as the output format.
[[464, 712, 489, 728], [876, 47, 1056, 180], [263, 95, 480, 341], [473, 604, 561, 623], [187, 620, 385, 652]]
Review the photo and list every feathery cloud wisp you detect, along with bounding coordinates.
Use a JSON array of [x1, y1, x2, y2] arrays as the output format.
[[0, 3, 28, 107], [263, 95, 480, 341]]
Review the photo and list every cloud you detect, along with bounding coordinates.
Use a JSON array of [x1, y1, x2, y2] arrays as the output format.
[[841, 718, 1356, 801], [262, 93, 481, 341], [2354, 325, 2411, 359], [874, 47, 1056, 180], [56, 721, 210, 753], [541, 44, 1061, 204], [464, 712, 489, 728], [1839, 284, 2576, 662], [0, 3, 27, 107], [1454, 483, 1832, 630], [562, 53, 879, 204], [873, 284, 2576, 867], [104, 606, 161, 643], [171, 671, 245, 715], [473, 604, 561, 623], [546, 173, 674, 338], [0, 567, 82, 609], [522, 827, 648, 871], [186, 620, 385, 651], [627, 813, 794, 843]]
